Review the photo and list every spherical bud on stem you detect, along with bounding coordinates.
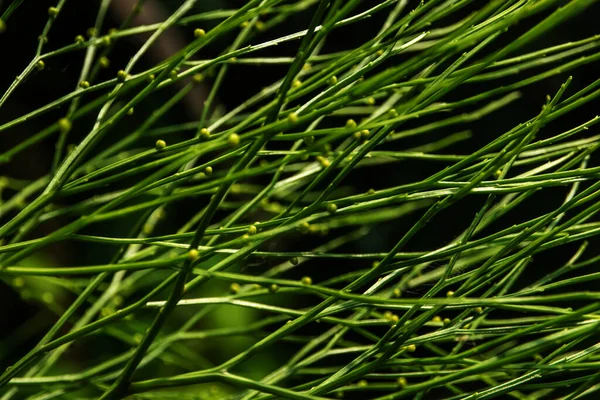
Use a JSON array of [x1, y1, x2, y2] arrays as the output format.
[[372, 260, 380, 269], [240, 21, 249, 29], [13, 277, 25, 288], [36, 60, 45, 71], [199, 128, 210, 140], [169, 70, 178, 80], [301, 276, 312, 285], [230, 282, 241, 294], [357, 380, 368, 387], [360, 129, 370, 139], [446, 290, 454, 297], [405, 344, 416, 352], [192, 73, 204, 83], [87, 27, 98, 38], [74, 34, 85, 44], [388, 109, 398, 118], [0, 19, 6, 34], [187, 249, 199, 261], [227, 133, 240, 147], [127, 107, 134, 115], [194, 28, 206, 38], [345, 119, 357, 129], [376, 49, 384, 57], [397, 377, 407, 388], [432, 315, 442, 323], [292, 79, 302, 88], [326, 203, 337, 214], [290, 257, 299, 266], [48, 7, 59, 17], [302, 63, 311, 71], [57, 118, 72, 134], [42, 292, 55, 304], [117, 70, 128, 82], [367, 188, 375, 195], [393, 288, 401, 298], [99, 56, 110, 69], [269, 284, 279, 293], [298, 221, 310, 234], [155, 140, 166, 150], [316, 156, 330, 168], [475, 307, 483, 314], [366, 97, 376, 105], [255, 21, 266, 31], [443, 318, 451, 326], [328, 75, 338, 86], [287, 112, 299, 124], [247, 225, 257, 235], [100, 36, 111, 47], [204, 166, 213, 176], [79, 81, 90, 89]]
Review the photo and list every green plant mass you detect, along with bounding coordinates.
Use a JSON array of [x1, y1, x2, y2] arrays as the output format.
[[2, 0, 600, 398]]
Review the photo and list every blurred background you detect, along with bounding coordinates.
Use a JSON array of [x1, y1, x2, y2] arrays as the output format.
[[1, 1, 600, 398]]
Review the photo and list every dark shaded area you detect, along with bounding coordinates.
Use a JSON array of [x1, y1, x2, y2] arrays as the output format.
[[0, 1, 599, 398]]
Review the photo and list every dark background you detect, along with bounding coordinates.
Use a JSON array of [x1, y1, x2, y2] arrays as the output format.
[[1, 0, 600, 398]]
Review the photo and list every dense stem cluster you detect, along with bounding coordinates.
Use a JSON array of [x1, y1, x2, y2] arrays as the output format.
[[1, 0, 600, 399]]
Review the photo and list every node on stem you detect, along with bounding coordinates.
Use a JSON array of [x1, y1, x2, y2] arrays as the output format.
[[228, 133, 240, 147], [86, 27, 98, 38], [255, 21, 266, 31], [187, 249, 199, 261], [288, 112, 299, 124], [117, 70, 128, 82], [99, 56, 110, 69], [57, 118, 72, 133], [199, 128, 210, 140], [154, 140, 166, 151], [193, 73, 204, 83], [301, 276, 312, 285], [230, 283, 241, 294]]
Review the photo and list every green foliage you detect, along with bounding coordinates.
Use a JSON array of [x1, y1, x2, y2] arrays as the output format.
[[1, 0, 600, 399]]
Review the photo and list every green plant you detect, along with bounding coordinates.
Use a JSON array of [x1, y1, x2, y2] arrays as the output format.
[[1, 0, 600, 398]]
